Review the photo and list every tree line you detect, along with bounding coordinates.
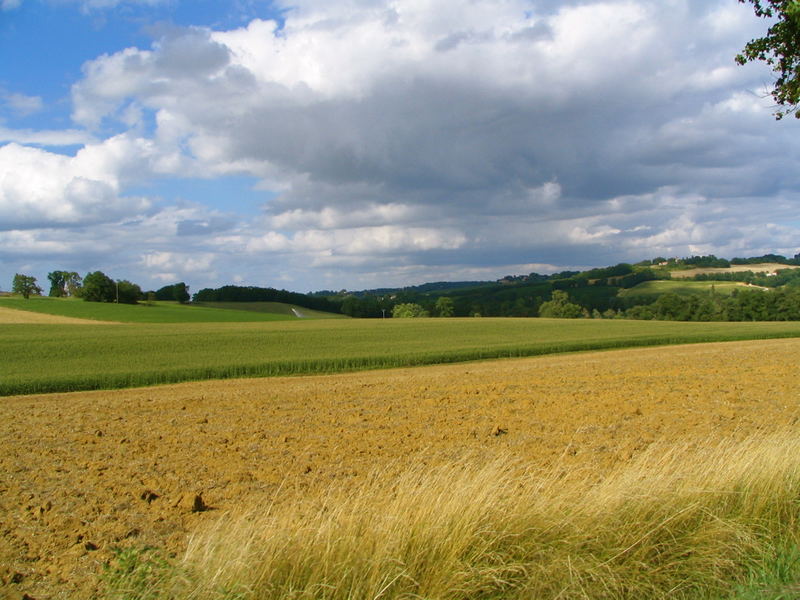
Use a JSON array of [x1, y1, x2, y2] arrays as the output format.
[[622, 287, 800, 322], [11, 271, 190, 304], [10, 253, 800, 321], [192, 285, 340, 313]]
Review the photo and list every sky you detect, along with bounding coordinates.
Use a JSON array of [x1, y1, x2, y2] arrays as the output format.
[[1, 0, 799, 294]]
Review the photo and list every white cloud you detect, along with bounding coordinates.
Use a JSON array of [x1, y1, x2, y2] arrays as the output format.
[[141, 250, 215, 276], [0, 126, 95, 146], [0, 142, 151, 230], [3, 92, 43, 115], [4, 0, 800, 292]]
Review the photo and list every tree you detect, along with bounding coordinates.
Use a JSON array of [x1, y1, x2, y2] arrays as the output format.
[[434, 296, 454, 317], [116, 280, 143, 304], [154, 282, 190, 303], [737, 0, 800, 118], [12, 274, 42, 299], [172, 282, 190, 303], [65, 272, 82, 297], [538, 290, 584, 318], [82, 271, 116, 302], [392, 303, 430, 318], [47, 270, 82, 297], [47, 271, 66, 297]]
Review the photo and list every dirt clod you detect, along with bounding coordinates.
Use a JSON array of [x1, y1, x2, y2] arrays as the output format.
[[140, 490, 159, 503]]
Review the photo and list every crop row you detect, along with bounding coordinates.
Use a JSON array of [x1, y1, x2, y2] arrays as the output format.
[[4, 318, 800, 396]]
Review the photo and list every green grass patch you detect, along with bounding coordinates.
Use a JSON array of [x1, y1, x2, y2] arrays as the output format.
[[3, 318, 800, 396], [0, 296, 296, 323], [192, 301, 346, 319], [619, 280, 747, 300]]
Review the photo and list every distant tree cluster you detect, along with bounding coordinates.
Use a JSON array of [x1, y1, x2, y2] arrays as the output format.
[[9, 270, 153, 305], [538, 290, 586, 318], [622, 287, 800, 321], [392, 303, 430, 318], [193, 285, 340, 313], [47, 271, 82, 297], [82, 271, 143, 304], [153, 282, 190, 303]]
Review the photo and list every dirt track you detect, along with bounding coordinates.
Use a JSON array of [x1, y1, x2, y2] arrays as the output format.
[[2, 338, 800, 599]]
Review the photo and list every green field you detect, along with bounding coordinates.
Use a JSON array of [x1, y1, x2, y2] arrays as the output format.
[[193, 301, 347, 319], [0, 296, 302, 323], [3, 315, 800, 396], [619, 279, 747, 299]]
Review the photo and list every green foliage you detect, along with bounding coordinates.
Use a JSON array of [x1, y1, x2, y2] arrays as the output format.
[[154, 282, 190, 303], [47, 270, 81, 297], [392, 303, 430, 318], [538, 290, 585, 318], [434, 296, 454, 317], [338, 294, 389, 318], [103, 547, 175, 600], [737, 0, 800, 119], [194, 301, 347, 319], [195, 285, 340, 313], [729, 544, 800, 599], [47, 271, 65, 297], [12, 273, 42, 299], [622, 287, 800, 322], [82, 271, 117, 303], [116, 280, 143, 305], [3, 316, 800, 396]]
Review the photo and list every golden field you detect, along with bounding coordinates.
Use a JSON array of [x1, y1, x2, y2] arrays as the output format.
[[669, 262, 800, 278], [0, 305, 116, 325], [2, 338, 800, 598]]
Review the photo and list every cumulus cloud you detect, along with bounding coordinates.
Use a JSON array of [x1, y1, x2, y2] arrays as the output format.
[[4, 0, 800, 291]]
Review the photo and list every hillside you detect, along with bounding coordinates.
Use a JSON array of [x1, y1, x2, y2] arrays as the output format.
[[0, 297, 336, 323], [669, 263, 800, 279], [193, 301, 347, 319], [7, 253, 800, 322], [322, 254, 800, 320], [618, 280, 749, 299]]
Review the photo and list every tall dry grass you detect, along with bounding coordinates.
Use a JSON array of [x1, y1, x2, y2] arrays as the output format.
[[112, 433, 800, 599]]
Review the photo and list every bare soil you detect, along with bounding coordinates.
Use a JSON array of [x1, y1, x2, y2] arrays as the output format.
[[2, 338, 799, 599]]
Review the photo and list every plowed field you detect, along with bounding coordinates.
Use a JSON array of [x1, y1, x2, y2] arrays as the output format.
[[2, 338, 800, 599]]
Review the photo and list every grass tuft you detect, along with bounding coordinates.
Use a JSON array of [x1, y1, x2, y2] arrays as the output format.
[[108, 432, 800, 599]]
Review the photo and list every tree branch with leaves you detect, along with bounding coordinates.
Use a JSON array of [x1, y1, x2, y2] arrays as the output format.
[[737, 0, 800, 119]]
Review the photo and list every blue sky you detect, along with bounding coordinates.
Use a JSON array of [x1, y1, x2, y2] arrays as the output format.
[[1, 0, 799, 294]]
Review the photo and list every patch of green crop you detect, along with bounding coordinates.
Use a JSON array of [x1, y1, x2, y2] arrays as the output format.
[[619, 280, 746, 299], [3, 318, 800, 396], [0, 296, 297, 323], [193, 301, 347, 319]]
